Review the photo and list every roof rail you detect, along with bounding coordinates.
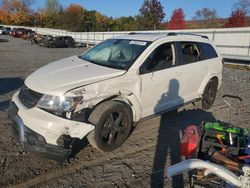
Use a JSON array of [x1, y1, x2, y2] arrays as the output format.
[[128, 32, 165, 35], [167, 32, 209, 39]]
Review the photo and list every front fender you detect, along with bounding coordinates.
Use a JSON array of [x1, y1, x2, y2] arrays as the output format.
[[114, 93, 142, 122]]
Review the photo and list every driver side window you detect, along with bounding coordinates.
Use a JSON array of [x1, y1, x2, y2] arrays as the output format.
[[139, 43, 175, 74]]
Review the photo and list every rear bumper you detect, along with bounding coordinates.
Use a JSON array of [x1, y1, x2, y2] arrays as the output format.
[[9, 101, 71, 162]]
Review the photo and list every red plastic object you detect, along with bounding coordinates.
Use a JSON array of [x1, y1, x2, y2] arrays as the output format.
[[181, 125, 200, 158], [238, 155, 250, 160]]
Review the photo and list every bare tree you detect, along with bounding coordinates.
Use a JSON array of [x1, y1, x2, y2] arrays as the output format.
[[193, 8, 218, 20]]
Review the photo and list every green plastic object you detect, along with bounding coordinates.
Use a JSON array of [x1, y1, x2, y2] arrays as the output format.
[[204, 122, 249, 136]]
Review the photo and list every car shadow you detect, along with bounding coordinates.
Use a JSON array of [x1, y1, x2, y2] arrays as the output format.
[[0, 77, 24, 95], [0, 100, 11, 111], [150, 79, 216, 188], [0, 77, 24, 111], [0, 38, 9, 42]]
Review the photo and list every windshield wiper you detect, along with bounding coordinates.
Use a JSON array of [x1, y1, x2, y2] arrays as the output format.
[[80, 57, 125, 70], [102, 63, 125, 70]]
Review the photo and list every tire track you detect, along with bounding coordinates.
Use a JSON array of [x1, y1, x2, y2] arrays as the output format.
[[8, 142, 156, 188], [8, 108, 214, 188]]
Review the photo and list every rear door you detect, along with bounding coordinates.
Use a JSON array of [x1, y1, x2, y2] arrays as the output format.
[[175, 41, 213, 102]]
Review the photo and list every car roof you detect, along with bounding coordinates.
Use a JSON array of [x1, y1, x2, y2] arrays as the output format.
[[113, 33, 167, 42], [112, 32, 209, 42]]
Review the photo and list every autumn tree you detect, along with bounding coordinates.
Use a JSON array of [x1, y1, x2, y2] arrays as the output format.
[[111, 16, 138, 31], [0, 0, 33, 25], [42, 0, 62, 28], [82, 10, 97, 31], [61, 4, 85, 31], [94, 12, 110, 31], [32, 9, 45, 27], [138, 0, 165, 30], [224, 8, 247, 27], [193, 8, 218, 20], [168, 8, 186, 30]]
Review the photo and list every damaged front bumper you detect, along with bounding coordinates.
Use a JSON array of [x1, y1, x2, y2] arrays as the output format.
[[8, 92, 95, 162], [9, 101, 71, 162]]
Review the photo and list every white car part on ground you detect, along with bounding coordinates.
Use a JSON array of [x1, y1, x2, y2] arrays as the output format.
[[167, 159, 250, 187]]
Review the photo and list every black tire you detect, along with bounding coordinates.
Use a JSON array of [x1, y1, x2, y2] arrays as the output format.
[[87, 101, 133, 152], [49, 43, 56, 48], [67, 42, 74, 48], [202, 79, 218, 110]]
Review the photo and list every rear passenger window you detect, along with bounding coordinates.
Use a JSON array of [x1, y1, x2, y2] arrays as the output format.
[[199, 42, 218, 59], [180, 42, 201, 65]]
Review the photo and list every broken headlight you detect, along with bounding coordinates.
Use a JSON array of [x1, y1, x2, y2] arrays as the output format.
[[37, 95, 83, 116]]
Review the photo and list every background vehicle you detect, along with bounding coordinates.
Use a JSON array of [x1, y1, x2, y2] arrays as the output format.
[[10, 28, 34, 38], [22, 29, 36, 40], [9, 32, 223, 161], [30, 35, 75, 48], [43, 36, 75, 48], [30, 34, 52, 45], [0, 28, 4, 35], [10, 28, 25, 37], [0, 27, 11, 35]]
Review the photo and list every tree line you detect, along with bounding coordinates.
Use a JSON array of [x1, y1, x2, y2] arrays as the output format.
[[0, 0, 249, 31]]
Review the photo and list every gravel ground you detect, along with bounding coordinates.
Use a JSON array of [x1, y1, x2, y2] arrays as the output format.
[[0, 35, 249, 188]]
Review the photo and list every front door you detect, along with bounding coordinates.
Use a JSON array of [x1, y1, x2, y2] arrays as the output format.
[[139, 42, 181, 118]]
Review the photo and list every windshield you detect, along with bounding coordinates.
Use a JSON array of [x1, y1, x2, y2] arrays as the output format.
[[80, 39, 150, 70]]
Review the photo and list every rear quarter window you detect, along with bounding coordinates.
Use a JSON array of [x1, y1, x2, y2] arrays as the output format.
[[199, 42, 218, 60]]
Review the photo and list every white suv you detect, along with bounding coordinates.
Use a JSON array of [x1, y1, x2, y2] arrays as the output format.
[[9, 33, 223, 161]]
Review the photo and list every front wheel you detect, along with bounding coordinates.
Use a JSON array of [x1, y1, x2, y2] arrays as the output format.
[[87, 101, 133, 152], [201, 79, 218, 110]]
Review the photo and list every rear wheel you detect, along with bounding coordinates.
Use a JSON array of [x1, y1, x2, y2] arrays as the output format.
[[67, 42, 74, 48], [87, 101, 133, 152], [202, 79, 218, 110]]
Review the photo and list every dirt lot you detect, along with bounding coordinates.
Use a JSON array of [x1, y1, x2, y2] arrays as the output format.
[[0, 35, 249, 188]]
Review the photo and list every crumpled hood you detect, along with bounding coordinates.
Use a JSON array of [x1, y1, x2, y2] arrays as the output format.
[[25, 56, 125, 95]]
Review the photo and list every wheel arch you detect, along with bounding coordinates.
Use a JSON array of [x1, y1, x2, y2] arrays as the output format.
[[198, 74, 219, 96], [113, 95, 142, 124], [89, 94, 142, 124]]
